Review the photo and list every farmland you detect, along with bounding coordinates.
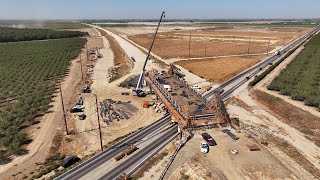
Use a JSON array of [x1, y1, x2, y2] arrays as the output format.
[[0, 38, 86, 158], [176, 55, 264, 83], [268, 33, 320, 110], [0, 20, 88, 29], [128, 27, 308, 59], [0, 27, 88, 42]]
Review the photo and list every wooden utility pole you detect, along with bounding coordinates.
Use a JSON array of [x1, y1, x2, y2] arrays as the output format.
[[80, 53, 84, 81], [86, 41, 89, 64], [248, 34, 251, 55], [266, 40, 271, 56], [59, 83, 69, 135], [94, 94, 103, 151], [188, 30, 191, 59]]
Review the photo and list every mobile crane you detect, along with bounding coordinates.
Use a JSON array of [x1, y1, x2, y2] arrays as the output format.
[[133, 11, 165, 97]]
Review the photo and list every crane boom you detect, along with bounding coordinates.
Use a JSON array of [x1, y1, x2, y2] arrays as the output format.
[[134, 11, 165, 96]]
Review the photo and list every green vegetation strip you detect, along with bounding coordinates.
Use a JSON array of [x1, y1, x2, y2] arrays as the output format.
[[0, 27, 87, 42], [268, 33, 320, 109], [0, 38, 86, 159]]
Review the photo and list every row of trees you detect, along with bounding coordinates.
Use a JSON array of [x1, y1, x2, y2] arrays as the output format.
[[0, 38, 86, 158], [268, 33, 320, 109], [0, 27, 88, 42]]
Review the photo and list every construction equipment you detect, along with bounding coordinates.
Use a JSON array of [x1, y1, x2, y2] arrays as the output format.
[[133, 11, 165, 97], [81, 85, 91, 93], [142, 101, 152, 108], [78, 114, 86, 120], [76, 97, 84, 106], [70, 105, 84, 113]]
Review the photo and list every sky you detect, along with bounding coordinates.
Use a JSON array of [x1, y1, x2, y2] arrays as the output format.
[[0, 0, 319, 20]]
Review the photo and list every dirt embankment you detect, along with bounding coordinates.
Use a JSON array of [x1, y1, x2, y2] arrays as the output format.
[[252, 90, 320, 147], [271, 137, 320, 179], [97, 29, 132, 80]]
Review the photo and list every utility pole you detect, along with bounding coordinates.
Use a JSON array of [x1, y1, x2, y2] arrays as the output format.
[[80, 53, 84, 81], [94, 94, 103, 151], [86, 41, 89, 64], [59, 83, 69, 135], [189, 30, 191, 59], [266, 40, 270, 56], [248, 33, 251, 55]]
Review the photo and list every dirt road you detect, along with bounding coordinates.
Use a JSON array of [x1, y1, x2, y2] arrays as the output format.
[[227, 89, 320, 171], [255, 45, 320, 117]]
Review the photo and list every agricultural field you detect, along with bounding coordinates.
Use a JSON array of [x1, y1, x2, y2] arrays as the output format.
[[0, 20, 88, 29], [0, 27, 88, 42], [128, 27, 309, 59], [176, 55, 264, 83], [0, 38, 86, 159], [268, 33, 320, 110]]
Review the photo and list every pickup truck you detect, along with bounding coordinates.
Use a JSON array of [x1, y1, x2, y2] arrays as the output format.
[[201, 132, 217, 146]]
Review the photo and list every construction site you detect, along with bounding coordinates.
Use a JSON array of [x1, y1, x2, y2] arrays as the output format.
[[1, 10, 320, 180], [144, 65, 231, 129]]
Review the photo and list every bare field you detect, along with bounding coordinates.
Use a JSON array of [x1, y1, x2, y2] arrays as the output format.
[[252, 90, 320, 147], [176, 55, 264, 83], [128, 27, 309, 59], [163, 129, 304, 180]]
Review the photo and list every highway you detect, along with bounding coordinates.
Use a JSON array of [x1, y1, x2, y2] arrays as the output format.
[[57, 26, 319, 180], [203, 26, 320, 101], [98, 125, 178, 180], [55, 114, 172, 180]]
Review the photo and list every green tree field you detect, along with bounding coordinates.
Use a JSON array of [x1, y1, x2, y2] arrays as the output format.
[[0, 27, 88, 42], [0, 38, 86, 158], [268, 33, 320, 109]]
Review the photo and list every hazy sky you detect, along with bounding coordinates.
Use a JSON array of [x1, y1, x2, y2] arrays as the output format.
[[0, 0, 319, 19]]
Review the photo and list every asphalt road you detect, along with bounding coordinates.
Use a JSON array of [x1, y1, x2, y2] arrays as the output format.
[[203, 27, 320, 100], [56, 114, 171, 180], [98, 125, 178, 180]]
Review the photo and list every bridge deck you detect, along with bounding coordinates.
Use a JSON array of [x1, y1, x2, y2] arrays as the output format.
[[145, 69, 227, 129]]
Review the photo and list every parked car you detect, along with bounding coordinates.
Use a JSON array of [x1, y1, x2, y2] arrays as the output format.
[[200, 141, 209, 153], [201, 132, 217, 146]]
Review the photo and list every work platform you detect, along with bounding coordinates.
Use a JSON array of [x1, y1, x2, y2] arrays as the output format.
[[145, 65, 230, 129]]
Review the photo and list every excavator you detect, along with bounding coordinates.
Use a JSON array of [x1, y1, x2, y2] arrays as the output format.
[[133, 11, 165, 97]]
